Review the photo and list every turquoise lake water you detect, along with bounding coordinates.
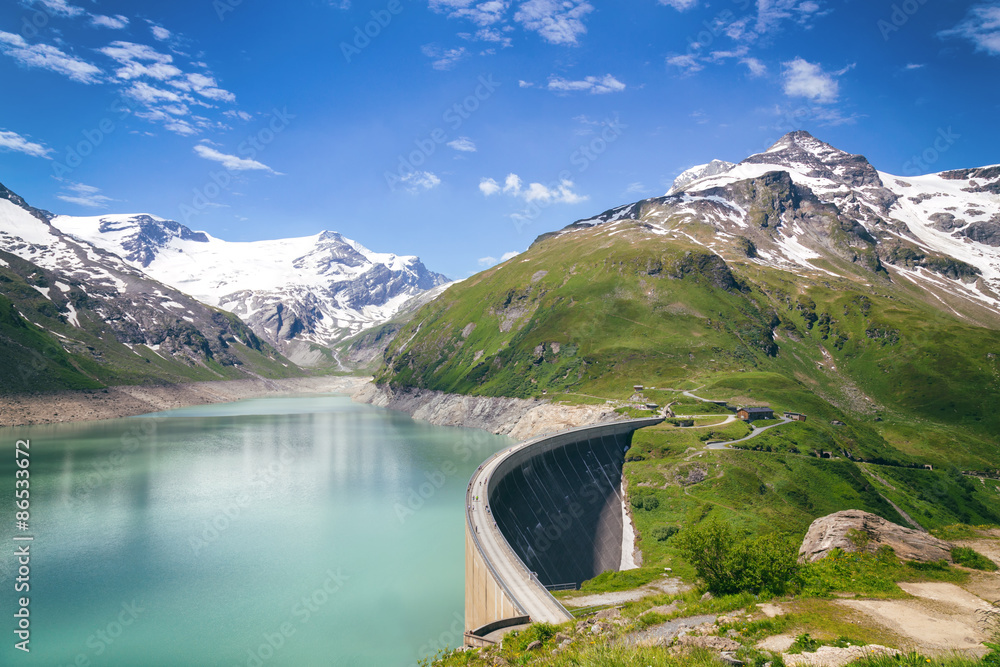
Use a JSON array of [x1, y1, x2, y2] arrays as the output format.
[[0, 394, 511, 666]]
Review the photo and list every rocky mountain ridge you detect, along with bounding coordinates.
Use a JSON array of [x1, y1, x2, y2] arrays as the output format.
[[50, 212, 450, 366], [0, 183, 297, 392], [560, 131, 1000, 324]]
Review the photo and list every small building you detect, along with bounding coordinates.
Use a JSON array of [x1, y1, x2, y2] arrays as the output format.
[[784, 411, 807, 422], [736, 406, 773, 422], [645, 403, 659, 410], [633, 385, 644, 392]]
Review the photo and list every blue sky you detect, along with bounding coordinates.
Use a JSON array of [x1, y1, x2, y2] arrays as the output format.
[[0, 0, 998, 278]]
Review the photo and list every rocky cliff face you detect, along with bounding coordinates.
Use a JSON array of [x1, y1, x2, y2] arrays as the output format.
[[352, 383, 623, 441], [798, 509, 953, 564]]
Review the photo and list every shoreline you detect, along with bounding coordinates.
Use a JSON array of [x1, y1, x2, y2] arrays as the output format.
[[350, 383, 623, 441], [0, 376, 623, 441], [0, 376, 371, 428]]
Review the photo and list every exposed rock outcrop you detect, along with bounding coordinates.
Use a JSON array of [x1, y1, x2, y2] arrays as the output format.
[[798, 509, 952, 564], [352, 383, 623, 440]]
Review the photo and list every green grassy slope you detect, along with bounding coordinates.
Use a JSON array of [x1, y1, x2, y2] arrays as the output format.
[[377, 221, 1000, 471]]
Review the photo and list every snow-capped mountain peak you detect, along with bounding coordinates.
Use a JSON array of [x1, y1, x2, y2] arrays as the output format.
[[49, 213, 449, 365], [668, 159, 735, 194], [555, 131, 1000, 320]]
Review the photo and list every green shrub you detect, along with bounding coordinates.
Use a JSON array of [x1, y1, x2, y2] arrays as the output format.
[[630, 493, 660, 511], [674, 518, 798, 595], [650, 525, 679, 542], [952, 546, 998, 571]]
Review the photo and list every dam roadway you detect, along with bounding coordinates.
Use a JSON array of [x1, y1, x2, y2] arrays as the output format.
[[464, 417, 663, 644]]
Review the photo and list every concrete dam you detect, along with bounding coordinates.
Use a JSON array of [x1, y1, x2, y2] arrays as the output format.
[[464, 418, 663, 645]]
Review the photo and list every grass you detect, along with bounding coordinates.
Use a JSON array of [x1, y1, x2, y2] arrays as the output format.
[[952, 547, 999, 571], [797, 547, 968, 598]]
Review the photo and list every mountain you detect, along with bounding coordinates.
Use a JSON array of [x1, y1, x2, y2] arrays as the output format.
[[375, 131, 1000, 473], [564, 131, 999, 323], [0, 182, 298, 393], [50, 213, 450, 366], [667, 159, 736, 194]]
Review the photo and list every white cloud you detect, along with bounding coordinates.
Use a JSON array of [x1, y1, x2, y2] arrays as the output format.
[[90, 15, 130, 30], [166, 120, 198, 136], [194, 144, 278, 173], [57, 182, 115, 208], [547, 74, 625, 94], [186, 72, 236, 102], [149, 23, 173, 41], [448, 136, 477, 152], [756, 0, 828, 35], [125, 81, 183, 105], [0, 129, 52, 158], [666, 54, 704, 74], [431, 0, 510, 26], [114, 61, 184, 81], [741, 57, 767, 77], [224, 110, 253, 122], [477, 250, 520, 267], [0, 31, 103, 83], [479, 177, 501, 196], [940, 4, 1000, 56], [400, 171, 441, 193], [904, 63, 925, 70], [781, 58, 840, 103], [100, 41, 173, 65], [421, 44, 468, 70], [658, 0, 698, 9], [524, 180, 586, 204], [97, 40, 238, 134], [28, 0, 85, 17], [482, 172, 587, 205], [625, 182, 648, 196], [513, 0, 594, 46]]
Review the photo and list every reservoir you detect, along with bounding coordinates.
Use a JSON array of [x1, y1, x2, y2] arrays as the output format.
[[0, 394, 511, 666]]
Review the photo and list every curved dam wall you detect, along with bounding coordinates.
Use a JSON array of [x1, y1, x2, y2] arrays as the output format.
[[465, 418, 662, 643]]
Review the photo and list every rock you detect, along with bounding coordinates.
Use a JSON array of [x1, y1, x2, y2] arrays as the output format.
[[525, 640, 541, 651], [701, 591, 714, 601], [756, 633, 796, 653], [798, 509, 952, 563], [355, 384, 622, 440], [720, 651, 745, 666], [782, 644, 901, 666], [595, 607, 622, 620], [553, 632, 569, 643]]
